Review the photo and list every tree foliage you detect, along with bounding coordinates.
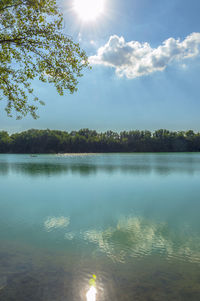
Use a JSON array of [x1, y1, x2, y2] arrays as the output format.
[[0, 0, 89, 119], [1, 128, 200, 153]]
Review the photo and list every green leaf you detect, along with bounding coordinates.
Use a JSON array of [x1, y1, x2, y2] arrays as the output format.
[[0, 0, 90, 119]]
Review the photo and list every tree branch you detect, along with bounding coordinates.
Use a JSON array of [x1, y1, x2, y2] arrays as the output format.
[[0, 2, 24, 12]]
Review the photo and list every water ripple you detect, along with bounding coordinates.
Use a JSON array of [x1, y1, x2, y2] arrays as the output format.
[[63, 216, 200, 265], [44, 216, 70, 232]]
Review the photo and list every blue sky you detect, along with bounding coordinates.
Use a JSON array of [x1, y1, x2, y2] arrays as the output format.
[[1, 0, 200, 133]]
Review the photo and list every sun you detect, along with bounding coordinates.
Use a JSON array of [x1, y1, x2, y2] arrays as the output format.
[[73, 0, 105, 22]]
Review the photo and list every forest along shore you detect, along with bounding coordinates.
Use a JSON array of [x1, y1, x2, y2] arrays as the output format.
[[0, 129, 200, 153]]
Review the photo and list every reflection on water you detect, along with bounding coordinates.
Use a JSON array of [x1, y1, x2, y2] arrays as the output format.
[[86, 286, 97, 301], [44, 216, 70, 232], [1, 153, 200, 176], [0, 154, 200, 300], [0, 243, 199, 301], [86, 275, 97, 301], [62, 215, 200, 264]]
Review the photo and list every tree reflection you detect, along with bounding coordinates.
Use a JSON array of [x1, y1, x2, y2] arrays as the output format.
[[0, 158, 199, 177]]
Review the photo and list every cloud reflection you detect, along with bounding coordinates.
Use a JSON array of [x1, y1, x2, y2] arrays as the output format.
[[65, 216, 200, 264], [44, 216, 70, 232]]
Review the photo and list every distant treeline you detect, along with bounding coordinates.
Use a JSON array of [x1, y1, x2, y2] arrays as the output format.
[[0, 129, 200, 153]]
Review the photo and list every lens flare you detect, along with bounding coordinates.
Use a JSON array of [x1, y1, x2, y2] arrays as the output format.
[[73, 0, 105, 22]]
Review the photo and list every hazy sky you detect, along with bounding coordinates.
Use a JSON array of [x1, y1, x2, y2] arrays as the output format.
[[1, 0, 200, 133]]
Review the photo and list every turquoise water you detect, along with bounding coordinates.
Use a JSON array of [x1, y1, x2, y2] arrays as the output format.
[[0, 153, 200, 300]]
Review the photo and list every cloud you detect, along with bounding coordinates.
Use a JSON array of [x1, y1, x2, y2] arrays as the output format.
[[89, 33, 200, 78]]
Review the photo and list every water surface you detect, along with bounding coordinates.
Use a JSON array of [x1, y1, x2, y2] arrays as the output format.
[[0, 153, 200, 300]]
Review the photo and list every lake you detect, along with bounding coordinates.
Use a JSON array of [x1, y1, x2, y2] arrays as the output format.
[[0, 153, 200, 300]]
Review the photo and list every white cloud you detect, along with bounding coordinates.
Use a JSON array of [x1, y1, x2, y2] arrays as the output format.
[[89, 33, 200, 78]]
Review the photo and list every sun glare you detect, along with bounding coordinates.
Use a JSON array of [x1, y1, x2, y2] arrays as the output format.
[[86, 286, 97, 301], [73, 0, 105, 22]]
